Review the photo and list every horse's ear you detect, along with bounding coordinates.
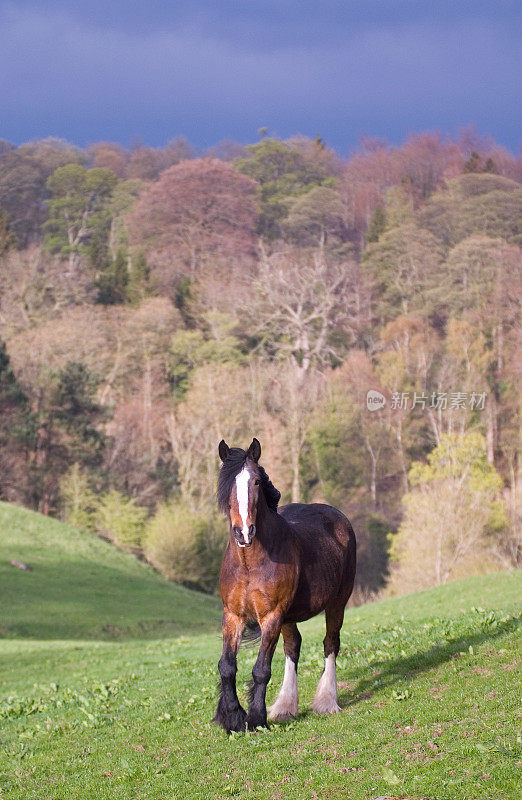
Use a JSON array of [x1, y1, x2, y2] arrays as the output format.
[[247, 437, 261, 463], [218, 440, 230, 462]]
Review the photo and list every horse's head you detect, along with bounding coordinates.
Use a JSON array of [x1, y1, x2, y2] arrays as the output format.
[[217, 438, 263, 548]]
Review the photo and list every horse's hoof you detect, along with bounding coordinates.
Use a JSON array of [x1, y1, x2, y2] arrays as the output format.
[[268, 698, 299, 722], [312, 695, 341, 714], [213, 704, 247, 734], [246, 711, 269, 731]]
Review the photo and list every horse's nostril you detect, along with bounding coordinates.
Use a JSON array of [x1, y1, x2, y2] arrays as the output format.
[[249, 525, 256, 538]]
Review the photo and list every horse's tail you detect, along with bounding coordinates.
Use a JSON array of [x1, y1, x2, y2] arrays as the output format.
[[241, 619, 261, 647]]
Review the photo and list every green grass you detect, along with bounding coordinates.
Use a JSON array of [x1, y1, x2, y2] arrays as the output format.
[[0, 503, 521, 799], [0, 502, 220, 639]]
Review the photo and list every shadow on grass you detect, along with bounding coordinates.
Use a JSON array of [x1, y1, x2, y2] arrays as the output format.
[[337, 613, 521, 709]]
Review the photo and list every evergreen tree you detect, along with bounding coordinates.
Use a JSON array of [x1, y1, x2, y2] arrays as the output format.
[[0, 341, 35, 503], [126, 249, 150, 304], [463, 151, 482, 173], [484, 157, 499, 174], [96, 246, 130, 304], [0, 206, 17, 255], [52, 361, 106, 468], [36, 362, 107, 513], [366, 204, 386, 243]]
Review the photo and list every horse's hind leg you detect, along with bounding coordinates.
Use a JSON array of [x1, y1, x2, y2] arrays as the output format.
[[268, 622, 301, 721], [312, 604, 344, 714]]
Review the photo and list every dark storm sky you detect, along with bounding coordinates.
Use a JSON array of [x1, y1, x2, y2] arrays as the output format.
[[1, 0, 520, 153]]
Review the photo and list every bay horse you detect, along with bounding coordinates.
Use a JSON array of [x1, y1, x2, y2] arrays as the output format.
[[214, 438, 356, 733]]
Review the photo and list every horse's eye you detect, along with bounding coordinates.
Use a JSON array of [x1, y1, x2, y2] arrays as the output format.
[[254, 479, 260, 485]]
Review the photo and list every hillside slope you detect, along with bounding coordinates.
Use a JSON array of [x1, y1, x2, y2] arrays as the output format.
[[0, 501, 520, 799], [0, 502, 220, 639]]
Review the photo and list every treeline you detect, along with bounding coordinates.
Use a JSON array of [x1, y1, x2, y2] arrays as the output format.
[[0, 129, 521, 598]]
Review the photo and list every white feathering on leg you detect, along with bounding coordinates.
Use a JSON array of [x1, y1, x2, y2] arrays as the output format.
[[268, 656, 298, 721], [312, 653, 341, 714]]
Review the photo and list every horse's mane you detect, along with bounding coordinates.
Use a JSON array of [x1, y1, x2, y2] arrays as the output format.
[[217, 447, 281, 515]]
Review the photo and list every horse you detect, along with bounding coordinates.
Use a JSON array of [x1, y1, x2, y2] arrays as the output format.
[[213, 437, 356, 733]]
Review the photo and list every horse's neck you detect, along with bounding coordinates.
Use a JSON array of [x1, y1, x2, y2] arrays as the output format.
[[256, 498, 287, 550]]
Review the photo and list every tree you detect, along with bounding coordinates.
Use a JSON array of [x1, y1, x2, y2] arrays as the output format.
[[166, 362, 255, 507], [383, 185, 414, 229], [362, 223, 444, 322], [35, 361, 107, 514], [143, 501, 226, 592], [251, 249, 368, 500], [51, 361, 106, 466], [387, 432, 506, 594], [441, 236, 522, 462], [162, 136, 195, 167], [283, 186, 348, 251], [339, 139, 403, 247], [302, 353, 396, 597], [95, 246, 130, 305], [376, 315, 441, 492], [0, 340, 35, 504], [463, 150, 499, 174], [128, 158, 258, 291], [398, 131, 461, 199], [365, 204, 386, 243], [304, 363, 366, 507], [0, 206, 17, 254], [0, 245, 94, 338], [0, 139, 83, 246], [87, 142, 128, 177], [419, 174, 522, 248], [254, 249, 364, 377], [59, 463, 98, 531], [235, 137, 336, 239], [168, 311, 244, 400], [95, 489, 148, 550], [44, 164, 117, 273], [0, 149, 50, 247], [126, 145, 163, 180]]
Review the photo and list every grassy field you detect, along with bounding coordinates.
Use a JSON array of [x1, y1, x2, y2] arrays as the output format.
[[0, 503, 520, 799]]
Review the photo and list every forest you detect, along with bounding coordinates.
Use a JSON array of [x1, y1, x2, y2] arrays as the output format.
[[0, 129, 521, 599]]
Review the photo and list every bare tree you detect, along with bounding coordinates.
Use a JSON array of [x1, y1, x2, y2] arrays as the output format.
[[255, 248, 364, 376], [251, 248, 369, 500]]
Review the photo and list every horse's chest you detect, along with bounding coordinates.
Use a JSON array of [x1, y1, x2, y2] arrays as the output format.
[[227, 570, 282, 619]]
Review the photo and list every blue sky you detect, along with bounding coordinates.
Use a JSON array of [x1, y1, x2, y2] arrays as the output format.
[[1, 0, 520, 154]]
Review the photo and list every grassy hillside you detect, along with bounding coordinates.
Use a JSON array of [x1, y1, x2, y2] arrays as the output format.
[[0, 501, 220, 639], [0, 504, 520, 800]]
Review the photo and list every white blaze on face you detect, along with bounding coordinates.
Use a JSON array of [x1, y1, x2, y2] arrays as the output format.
[[235, 466, 251, 544]]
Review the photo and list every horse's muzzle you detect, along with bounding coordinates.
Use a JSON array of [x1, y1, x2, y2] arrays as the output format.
[[232, 525, 256, 547]]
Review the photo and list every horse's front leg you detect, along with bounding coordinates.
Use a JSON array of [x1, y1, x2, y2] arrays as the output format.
[[214, 609, 246, 733], [247, 610, 282, 730]]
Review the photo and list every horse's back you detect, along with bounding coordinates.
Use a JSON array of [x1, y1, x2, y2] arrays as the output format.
[[279, 502, 355, 546], [278, 502, 356, 623]]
